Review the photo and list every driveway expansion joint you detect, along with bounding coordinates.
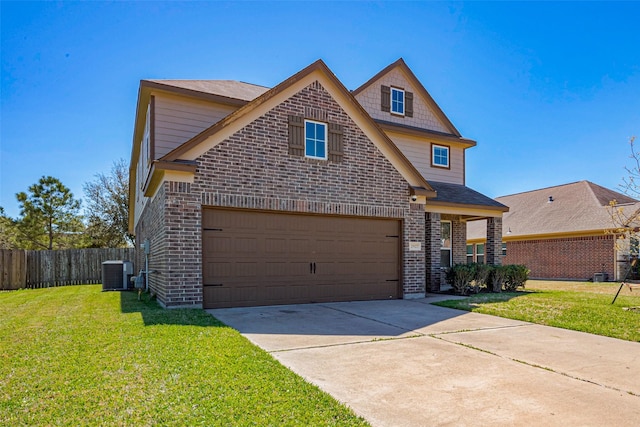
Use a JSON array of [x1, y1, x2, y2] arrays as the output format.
[[269, 333, 426, 354], [319, 303, 423, 335]]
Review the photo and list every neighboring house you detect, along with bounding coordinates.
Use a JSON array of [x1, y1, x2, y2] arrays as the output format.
[[467, 181, 640, 281], [128, 58, 507, 308]]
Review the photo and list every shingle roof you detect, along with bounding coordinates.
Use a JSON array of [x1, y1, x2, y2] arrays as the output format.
[[146, 79, 269, 102], [427, 181, 508, 210], [467, 181, 640, 239]]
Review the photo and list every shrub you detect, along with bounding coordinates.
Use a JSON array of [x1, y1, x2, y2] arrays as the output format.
[[473, 263, 493, 291], [503, 264, 530, 292], [445, 263, 476, 295], [488, 265, 507, 293]]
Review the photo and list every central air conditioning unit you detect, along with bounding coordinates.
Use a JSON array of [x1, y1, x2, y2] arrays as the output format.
[[102, 260, 134, 291]]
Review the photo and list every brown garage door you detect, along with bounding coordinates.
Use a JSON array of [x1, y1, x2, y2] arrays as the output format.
[[202, 208, 400, 309]]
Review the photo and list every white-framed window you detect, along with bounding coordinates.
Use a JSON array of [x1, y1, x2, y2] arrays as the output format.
[[476, 243, 485, 264], [391, 87, 405, 115], [304, 119, 327, 160], [441, 220, 452, 268], [502, 242, 507, 257], [466, 244, 474, 264], [432, 144, 450, 168]]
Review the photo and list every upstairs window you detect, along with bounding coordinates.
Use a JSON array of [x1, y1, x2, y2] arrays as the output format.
[[288, 115, 343, 162], [381, 86, 413, 117], [391, 87, 405, 115], [432, 144, 450, 169], [304, 120, 327, 160]]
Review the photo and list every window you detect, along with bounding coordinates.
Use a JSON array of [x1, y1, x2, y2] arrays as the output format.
[[630, 237, 639, 257], [466, 244, 474, 264], [304, 120, 327, 160], [441, 221, 452, 268], [432, 144, 450, 168], [381, 86, 413, 117], [476, 243, 485, 264], [391, 87, 404, 115], [502, 242, 507, 257], [289, 115, 343, 162]]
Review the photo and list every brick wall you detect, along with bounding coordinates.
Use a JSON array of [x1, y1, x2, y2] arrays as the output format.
[[504, 234, 616, 280], [138, 80, 426, 307], [425, 212, 441, 291]]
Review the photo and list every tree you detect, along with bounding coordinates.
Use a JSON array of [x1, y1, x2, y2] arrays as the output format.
[[609, 136, 640, 271], [0, 207, 20, 249], [83, 159, 133, 247], [15, 176, 84, 250]]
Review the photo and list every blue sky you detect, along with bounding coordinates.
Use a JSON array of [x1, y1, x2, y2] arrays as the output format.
[[2, 1, 639, 219]]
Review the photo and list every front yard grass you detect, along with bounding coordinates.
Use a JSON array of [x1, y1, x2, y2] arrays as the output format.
[[434, 280, 640, 342], [0, 285, 368, 426]]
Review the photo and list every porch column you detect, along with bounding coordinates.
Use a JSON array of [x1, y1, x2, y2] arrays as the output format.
[[425, 212, 441, 292], [486, 217, 503, 265]]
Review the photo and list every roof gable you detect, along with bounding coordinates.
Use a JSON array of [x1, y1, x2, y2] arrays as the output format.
[[352, 58, 461, 137], [159, 59, 434, 193]]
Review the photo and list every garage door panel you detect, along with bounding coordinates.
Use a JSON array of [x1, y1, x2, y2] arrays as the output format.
[[203, 208, 401, 309]]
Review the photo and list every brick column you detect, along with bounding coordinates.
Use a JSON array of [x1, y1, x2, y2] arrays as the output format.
[[486, 217, 503, 266], [451, 216, 467, 265], [403, 203, 426, 298], [425, 212, 441, 292]]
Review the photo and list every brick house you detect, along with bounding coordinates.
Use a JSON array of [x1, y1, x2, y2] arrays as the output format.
[[128, 59, 507, 308], [467, 181, 640, 281]]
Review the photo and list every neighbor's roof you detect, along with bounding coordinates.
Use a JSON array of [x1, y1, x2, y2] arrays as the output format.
[[467, 180, 640, 240], [143, 79, 270, 102]]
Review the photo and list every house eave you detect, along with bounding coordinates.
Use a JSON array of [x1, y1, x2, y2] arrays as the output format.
[[378, 121, 477, 148]]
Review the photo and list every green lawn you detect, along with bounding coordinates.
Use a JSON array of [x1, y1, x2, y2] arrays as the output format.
[[0, 285, 368, 427], [434, 280, 640, 342]]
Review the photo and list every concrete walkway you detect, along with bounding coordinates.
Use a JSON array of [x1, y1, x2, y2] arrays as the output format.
[[209, 295, 640, 426]]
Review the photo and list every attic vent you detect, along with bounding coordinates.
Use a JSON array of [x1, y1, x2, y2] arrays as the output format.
[[548, 196, 554, 203]]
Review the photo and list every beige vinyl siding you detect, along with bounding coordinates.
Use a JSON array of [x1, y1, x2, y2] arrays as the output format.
[[354, 68, 449, 133], [389, 132, 464, 184], [153, 93, 237, 159]]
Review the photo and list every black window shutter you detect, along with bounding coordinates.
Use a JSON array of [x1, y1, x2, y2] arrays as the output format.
[[381, 85, 390, 112], [405, 91, 414, 117], [288, 115, 305, 156], [328, 123, 344, 163]]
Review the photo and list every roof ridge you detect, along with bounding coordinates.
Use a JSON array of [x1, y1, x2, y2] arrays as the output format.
[[497, 180, 585, 198]]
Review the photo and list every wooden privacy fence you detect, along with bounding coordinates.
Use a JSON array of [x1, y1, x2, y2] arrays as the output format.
[[0, 248, 135, 290]]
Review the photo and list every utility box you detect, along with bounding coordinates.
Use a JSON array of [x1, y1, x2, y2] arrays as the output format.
[[593, 272, 608, 282], [102, 261, 134, 291]]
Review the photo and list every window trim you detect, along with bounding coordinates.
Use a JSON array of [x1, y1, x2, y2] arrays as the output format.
[[431, 143, 450, 169], [304, 119, 328, 160], [390, 87, 405, 116]]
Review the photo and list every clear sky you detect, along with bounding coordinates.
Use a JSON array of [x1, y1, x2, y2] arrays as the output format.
[[2, 1, 639, 219]]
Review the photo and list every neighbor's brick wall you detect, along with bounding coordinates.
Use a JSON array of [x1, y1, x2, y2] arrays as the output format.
[[504, 234, 615, 280], [354, 67, 448, 133], [145, 80, 426, 306]]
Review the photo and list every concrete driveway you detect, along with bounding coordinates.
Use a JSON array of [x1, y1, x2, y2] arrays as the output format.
[[208, 295, 640, 426]]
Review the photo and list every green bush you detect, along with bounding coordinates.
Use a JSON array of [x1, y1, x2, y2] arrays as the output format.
[[503, 264, 530, 291], [447, 263, 529, 294], [472, 263, 493, 292], [488, 265, 508, 293], [445, 263, 476, 295]]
